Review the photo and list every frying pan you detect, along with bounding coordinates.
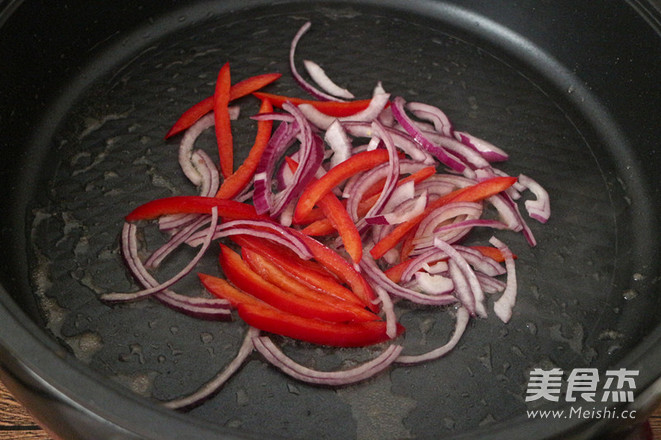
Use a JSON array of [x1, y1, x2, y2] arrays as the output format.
[[1, 0, 661, 439]]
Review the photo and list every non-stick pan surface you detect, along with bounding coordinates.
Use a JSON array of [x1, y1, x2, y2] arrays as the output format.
[[2, 1, 661, 439]]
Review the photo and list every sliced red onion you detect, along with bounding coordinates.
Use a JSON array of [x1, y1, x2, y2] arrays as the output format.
[[303, 59, 355, 99], [252, 104, 324, 217], [362, 121, 400, 219], [390, 96, 467, 172], [325, 119, 353, 168], [147, 215, 211, 269], [186, 219, 312, 260], [159, 150, 220, 233], [374, 285, 398, 339], [447, 259, 476, 315], [518, 174, 551, 223], [411, 202, 484, 252], [489, 236, 517, 323], [271, 103, 324, 217], [298, 92, 390, 130], [423, 130, 491, 171], [178, 113, 215, 187], [456, 246, 506, 277], [101, 207, 219, 302], [414, 271, 454, 295], [476, 272, 507, 294], [289, 22, 345, 101], [412, 219, 511, 255], [396, 307, 469, 365], [342, 121, 434, 163], [455, 131, 509, 162], [360, 253, 457, 306], [365, 185, 427, 226], [406, 101, 454, 138], [164, 327, 257, 409], [343, 160, 430, 223], [250, 112, 296, 123], [253, 335, 403, 386], [488, 193, 537, 247], [253, 121, 299, 214], [106, 222, 230, 320], [434, 238, 487, 318]]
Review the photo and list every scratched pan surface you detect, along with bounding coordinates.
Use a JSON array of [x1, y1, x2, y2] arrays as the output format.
[[2, 0, 661, 439]]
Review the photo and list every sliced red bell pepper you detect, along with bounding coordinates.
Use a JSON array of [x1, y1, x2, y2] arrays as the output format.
[[219, 244, 367, 323], [294, 232, 379, 312], [370, 176, 518, 259], [231, 235, 364, 307], [469, 245, 517, 263], [214, 63, 234, 178], [241, 247, 379, 322], [301, 165, 437, 236], [383, 259, 414, 284], [252, 92, 374, 117], [237, 301, 403, 347], [124, 196, 264, 222], [165, 72, 281, 138], [215, 98, 274, 199], [286, 157, 362, 263], [293, 149, 391, 224], [199, 272, 265, 308]]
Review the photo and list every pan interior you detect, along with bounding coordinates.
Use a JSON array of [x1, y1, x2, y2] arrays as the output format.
[[20, 3, 659, 439]]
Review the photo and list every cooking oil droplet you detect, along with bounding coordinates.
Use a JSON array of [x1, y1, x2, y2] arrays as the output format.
[[443, 417, 456, 430], [622, 289, 638, 300], [525, 322, 538, 335], [607, 344, 622, 356]]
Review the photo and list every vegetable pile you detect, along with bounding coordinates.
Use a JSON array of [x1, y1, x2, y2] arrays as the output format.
[[103, 21, 550, 409]]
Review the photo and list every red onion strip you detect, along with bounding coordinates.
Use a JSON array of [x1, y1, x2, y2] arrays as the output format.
[[406, 101, 454, 137], [164, 327, 258, 409], [360, 253, 457, 306], [289, 22, 345, 102], [434, 238, 487, 318], [298, 92, 390, 130], [325, 119, 353, 168], [111, 222, 230, 319], [390, 96, 467, 172], [253, 335, 403, 386], [489, 236, 517, 323], [518, 174, 551, 223], [396, 307, 470, 365], [101, 207, 219, 302], [374, 285, 398, 339], [302, 59, 355, 99]]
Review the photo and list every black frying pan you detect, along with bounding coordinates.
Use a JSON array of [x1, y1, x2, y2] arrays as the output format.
[[1, 1, 661, 439]]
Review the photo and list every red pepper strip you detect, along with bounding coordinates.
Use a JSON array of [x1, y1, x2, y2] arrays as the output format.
[[214, 63, 234, 178], [470, 245, 517, 263], [219, 244, 367, 323], [293, 149, 391, 224], [199, 272, 265, 308], [125, 196, 264, 222], [370, 176, 519, 260], [286, 157, 362, 264], [232, 235, 365, 307], [165, 73, 282, 139], [252, 92, 374, 117], [383, 259, 414, 284], [201, 273, 398, 347], [242, 247, 379, 322], [301, 166, 437, 236], [237, 302, 403, 347], [295, 232, 379, 313], [215, 98, 274, 199]]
